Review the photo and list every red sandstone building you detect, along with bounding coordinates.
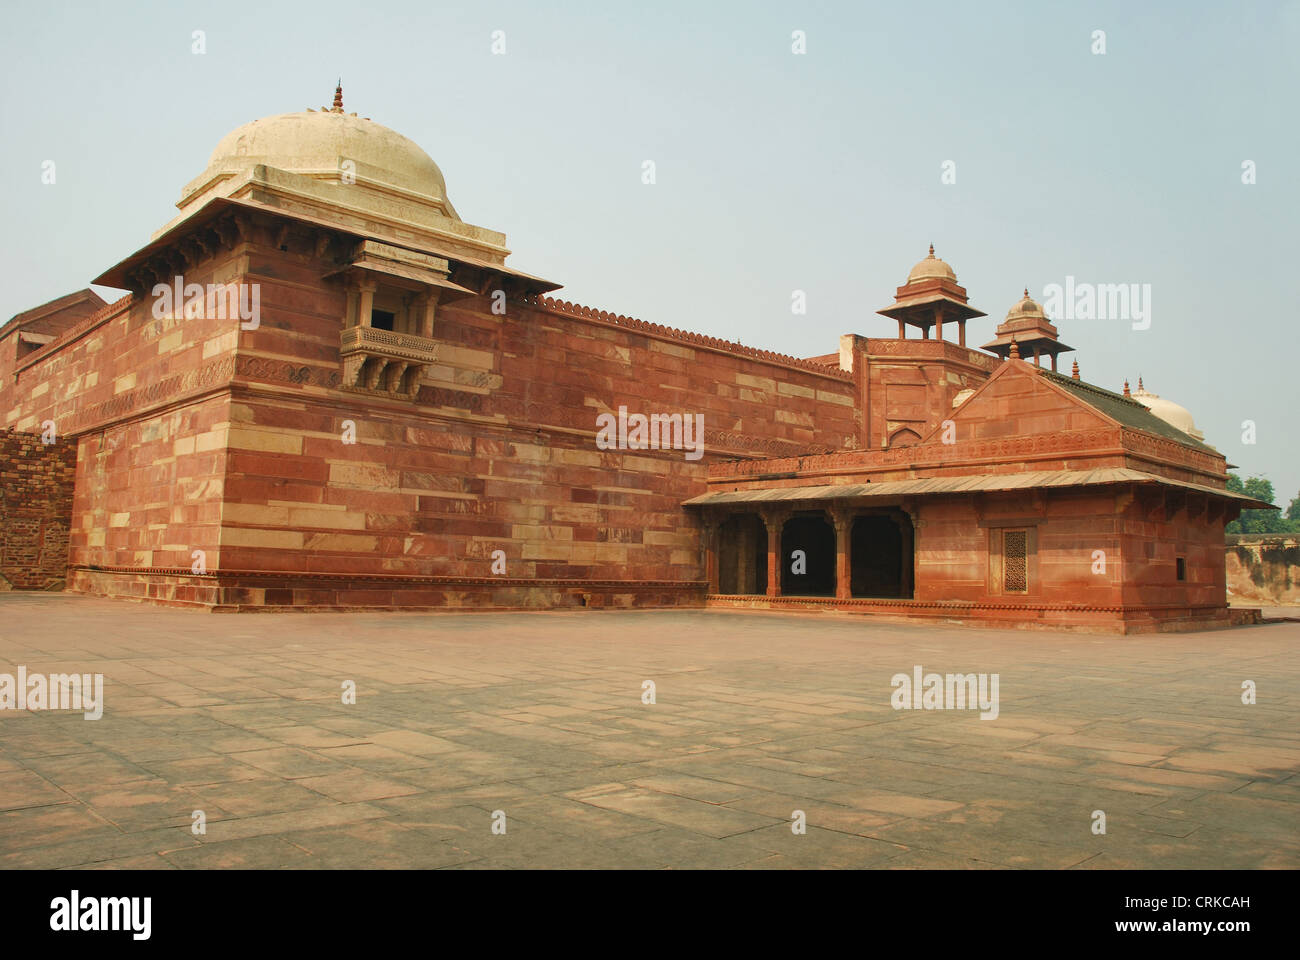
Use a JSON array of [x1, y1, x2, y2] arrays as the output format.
[[0, 90, 1266, 631]]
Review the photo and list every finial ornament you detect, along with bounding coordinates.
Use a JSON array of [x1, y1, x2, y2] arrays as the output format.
[[332, 81, 344, 113], [1138, 376, 1144, 390], [1071, 359, 1080, 380], [1009, 338, 1020, 360], [1123, 380, 1131, 397], [928, 243, 934, 257], [1023, 287, 1029, 299]]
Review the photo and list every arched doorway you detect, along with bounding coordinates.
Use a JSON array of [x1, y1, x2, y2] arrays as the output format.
[[850, 512, 914, 598], [781, 513, 836, 596]]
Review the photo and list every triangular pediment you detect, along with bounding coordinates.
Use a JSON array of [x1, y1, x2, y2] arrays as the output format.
[[918, 359, 1115, 446]]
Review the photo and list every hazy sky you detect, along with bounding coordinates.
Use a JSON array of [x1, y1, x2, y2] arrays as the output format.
[[3, 1, 1296, 500]]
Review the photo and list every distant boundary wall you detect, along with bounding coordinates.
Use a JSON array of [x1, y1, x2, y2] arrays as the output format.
[[1226, 534, 1300, 606]]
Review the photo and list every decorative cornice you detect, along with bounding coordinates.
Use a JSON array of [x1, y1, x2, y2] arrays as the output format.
[[704, 428, 835, 458], [1119, 428, 1225, 479], [14, 295, 133, 375], [707, 428, 1124, 480], [865, 337, 1000, 371]]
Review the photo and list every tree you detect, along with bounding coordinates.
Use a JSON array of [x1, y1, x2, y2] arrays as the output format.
[[1225, 473, 1297, 534]]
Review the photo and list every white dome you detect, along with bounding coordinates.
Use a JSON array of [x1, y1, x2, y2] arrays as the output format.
[[1005, 289, 1046, 321], [205, 109, 454, 211], [1132, 382, 1204, 441], [906, 244, 957, 284]]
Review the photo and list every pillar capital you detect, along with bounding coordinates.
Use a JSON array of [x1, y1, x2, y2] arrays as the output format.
[[759, 506, 792, 529], [828, 503, 855, 529], [699, 508, 724, 532]]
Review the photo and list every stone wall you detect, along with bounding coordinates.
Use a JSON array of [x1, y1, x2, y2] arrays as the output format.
[[5, 222, 860, 609], [178, 238, 856, 603], [0, 429, 76, 589], [1226, 535, 1300, 605]]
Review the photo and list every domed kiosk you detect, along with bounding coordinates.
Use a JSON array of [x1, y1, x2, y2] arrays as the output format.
[[877, 244, 986, 345], [981, 289, 1074, 372]]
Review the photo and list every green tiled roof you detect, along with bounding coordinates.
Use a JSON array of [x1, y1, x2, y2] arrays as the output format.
[[1041, 370, 1219, 455]]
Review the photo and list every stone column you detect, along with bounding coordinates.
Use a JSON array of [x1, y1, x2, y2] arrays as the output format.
[[702, 517, 720, 595], [934, 304, 945, 343], [899, 509, 917, 598], [357, 278, 378, 328], [761, 509, 787, 598], [897, 319, 906, 339], [398, 294, 413, 334], [958, 319, 966, 347], [345, 286, 359, 328], [831, 508, 852, 600], [417, 289, 439, 338]]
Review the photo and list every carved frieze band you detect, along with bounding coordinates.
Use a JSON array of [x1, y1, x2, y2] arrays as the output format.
[[60, 356, 238, 435], [15, 295, 134, 375], [709, 428, 1124, 479]]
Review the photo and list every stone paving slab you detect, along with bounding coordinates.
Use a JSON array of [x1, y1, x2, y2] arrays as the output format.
[[0, 594, 1296, 869]]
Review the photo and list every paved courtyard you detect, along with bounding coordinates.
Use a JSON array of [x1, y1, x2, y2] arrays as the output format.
[[0, 593, 1296, 869]]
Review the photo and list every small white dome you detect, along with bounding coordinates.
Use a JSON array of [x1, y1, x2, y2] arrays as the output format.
[[1132, 381, 1204, 441], [906, 244, 957, 284], [1005, 289, 1046, 321]]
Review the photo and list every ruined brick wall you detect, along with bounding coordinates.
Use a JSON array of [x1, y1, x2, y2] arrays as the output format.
[[0, 429, 76, 589], [1226, 535, 1300, 605]]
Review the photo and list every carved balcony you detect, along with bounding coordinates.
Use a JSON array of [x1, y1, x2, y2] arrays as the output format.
[[339, 325, 437, 398]]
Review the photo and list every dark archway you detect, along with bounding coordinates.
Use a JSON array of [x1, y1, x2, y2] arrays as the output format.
[[781, 514, 836, 596], [717, 514, 766, 595], [851, 512, 914, 598], [889, 428, 922, 448]]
